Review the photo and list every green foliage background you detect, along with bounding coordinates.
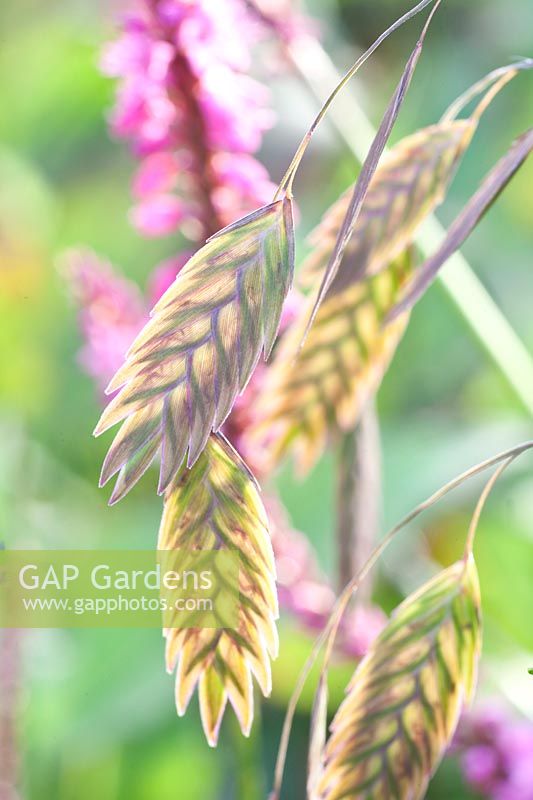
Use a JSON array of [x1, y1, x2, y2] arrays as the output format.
[[0, 1, 532, 798]]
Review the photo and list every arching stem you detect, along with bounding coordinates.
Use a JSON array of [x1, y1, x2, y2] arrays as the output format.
[[272, 0, 438, 200]]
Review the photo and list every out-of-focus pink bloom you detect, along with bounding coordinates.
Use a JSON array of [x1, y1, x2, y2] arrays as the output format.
[[456, 705, 533, 800], [198, 68, 274, 154], [101, 19, 152, 77], [147, 252, 192, 305], [290, 581, 336, 629], [340, 604, 388, 659], [462, 745, 500, 789], [62, 249, 147, 391], [133, 151, 181, 197], [64, 248, 198, 392], [130, 194, 188, 237], [211, 152, 275, 219], [102, 0, 279, 239], [266, 496, 386, 660], [176, 0, 255, 75], [211, 152, 273, 196]]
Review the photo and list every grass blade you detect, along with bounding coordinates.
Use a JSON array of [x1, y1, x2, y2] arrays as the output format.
[[300, 1, 441, 347], [389, 128, 533, 319]]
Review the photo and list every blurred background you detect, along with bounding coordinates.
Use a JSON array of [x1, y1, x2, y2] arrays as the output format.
[[0, 0, 532, 798]]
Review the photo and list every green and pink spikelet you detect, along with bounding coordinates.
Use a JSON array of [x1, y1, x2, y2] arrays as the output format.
[[159, 433, 279, 746], [94, 198, 294, 503], [317, 557, 482, 800]]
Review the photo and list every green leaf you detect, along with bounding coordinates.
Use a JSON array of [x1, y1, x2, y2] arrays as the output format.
[[94, 199, 294, 501], [318, 557, 482, 800]]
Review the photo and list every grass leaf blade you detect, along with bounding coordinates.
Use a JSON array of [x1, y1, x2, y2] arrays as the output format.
[[300, 2, 441, 348], [308, 672, 329, 799], [389, 128, 533, 319]]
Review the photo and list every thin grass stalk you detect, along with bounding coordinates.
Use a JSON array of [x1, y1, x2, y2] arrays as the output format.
[[463, 456, 516, 557], [272, 0, 438, 200], [335, 403, 381, 597], [301, 1, 442, 344], [441, 58, 533, 122]]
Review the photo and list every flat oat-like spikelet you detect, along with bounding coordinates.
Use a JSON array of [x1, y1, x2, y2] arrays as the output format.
[[317, 557, 481, 800], [252, 121, 475, 473], [94, 199, 294, 503], [159, 433, 279, 747], [256, 250, 414, 473]]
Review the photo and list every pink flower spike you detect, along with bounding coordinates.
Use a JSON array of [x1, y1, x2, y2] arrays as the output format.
[[157, 1, 189, 26], [133, 152, 180, 198], [341, 604, 387, 659], [212, 152, 271, 193], [108, 83, 147, 138], [100, 29, 151, 78], [147, 252, 193, 305], [130, 195, 187, 237], [61, 248, 147, 391], [461, 745, 500, 790], [147, 40, 174, 83], [100, 0, 290, 240]]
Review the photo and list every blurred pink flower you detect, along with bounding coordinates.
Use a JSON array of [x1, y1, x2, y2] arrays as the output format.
[[463, 745, 500, 788], [132, 151, 180, 197], [266, 496, 386, 660], [130, 194, 188, 236], [147, 252, 193, 304], [102, 0, 278, 239], [62, 249, 147, 391], [339, 604, 388, 659], [456, 705, 533, 800], [63, 248, 204, 393]]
